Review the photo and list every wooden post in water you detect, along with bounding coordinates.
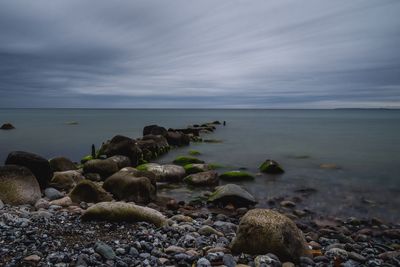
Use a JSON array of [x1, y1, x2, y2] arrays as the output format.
[[91, 144, 96, 158]]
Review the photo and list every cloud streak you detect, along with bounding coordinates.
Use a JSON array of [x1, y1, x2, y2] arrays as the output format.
[[0, 0, 400, 108]]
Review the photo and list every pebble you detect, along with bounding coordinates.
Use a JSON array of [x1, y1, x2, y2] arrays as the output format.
[[44, 187, 64, 201], [94, 241, 116, 260]]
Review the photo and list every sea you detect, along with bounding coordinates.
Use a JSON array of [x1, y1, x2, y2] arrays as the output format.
[[1, 108, 399, 222]]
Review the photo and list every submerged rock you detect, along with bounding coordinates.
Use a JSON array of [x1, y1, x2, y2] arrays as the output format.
[[184, 171, 219, 186], [49, 157, 77, 172], [231, 209, 307, 262], [208, 184, 257, 207], [137, 163, 185, 182], [83, 159, 119, 180], [69, 180, 113, 204], [219, 171, 254, 181], [173, 156, 204, 166], [81, 201, 167, 227], [259, 159, 284, 174], [0, 165, 41, 205], [103, 169, 156, 203], [5, 151, 53, 189], [50, 170, 84, 191], [0, 123, 15, 130], [183, 163, 210, 174]]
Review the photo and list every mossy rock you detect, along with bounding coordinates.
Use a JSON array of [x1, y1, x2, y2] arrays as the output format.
[[188, 150, 201, 156], [208, 184, 256, 207], [183, 163, 209, 174], [184, 171, 219, 186], [81, 201, 167, 227], [219, 171, 254, 181], [173, 156, 204, 166], [69, 180, 113, 204], [230, 209, 307, 262], [259, 159, 284, 174], [80, 155, 93, 164], [208, 163, 224, 170]]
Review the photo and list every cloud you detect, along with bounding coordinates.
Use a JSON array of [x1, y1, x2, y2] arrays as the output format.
[[0, 0, 400, 108]]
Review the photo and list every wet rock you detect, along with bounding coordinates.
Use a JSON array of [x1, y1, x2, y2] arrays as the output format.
[[83, 159, 119, 180], [173, 156, 204, 166], [103, 169, 156, 204], [259, 159, 284, 174], [94, 241, 116, 260], [325, 247, 348, 261], [196, 257, 212, 267], [49, 157, 77, 172], [198, 225, 223, 236], [183, 163, 210, 174], [208, 184, 257, 207], [166, 131, 190, 146], [34, 198, 50, 209], [231, 209, 307, 262], [44, 187, 64, 200], [107, 155, 131, 169], [50, 170, 84, 191], [5, 151, 53, 189], [99, 135, 142, 166], [49, 196, 72, 207], [143, 125, 167, 137], [184, 171, 219, 186], [0, 122, 15, 130], [219, 171, 255, 181], [137, 163, 185, 182], [81, 201, 167, 227], [0, 165, 41, 205], [254, 254, 282, 267], [69, 180, 113, 204]]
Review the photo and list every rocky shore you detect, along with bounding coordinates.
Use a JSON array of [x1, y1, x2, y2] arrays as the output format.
[[1, 121, 399, 267]]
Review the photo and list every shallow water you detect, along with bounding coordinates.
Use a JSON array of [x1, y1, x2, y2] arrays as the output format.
[[1, 109, 400, 221]]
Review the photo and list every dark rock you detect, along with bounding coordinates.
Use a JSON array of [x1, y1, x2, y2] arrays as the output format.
[[49, 157, 77, 172], [259, 159, 284, 174], [83, 159, 119, 180], [94, 242, 116, 260], [107, 155, 131, 169], [50, 170, 84, 191], [143, 125, 167, 136], [69, 180, 113, 204], [166, 131, 190, 146], [0, 123, 15, 130], [44, 187, 63, 200], [99, 135, 142, 166], [5, 151, 53, 189], [208, 184, 257, 207], [184, 171, 219, 186]]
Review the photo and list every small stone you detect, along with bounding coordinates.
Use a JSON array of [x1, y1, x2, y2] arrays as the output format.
[[35, 198, 50, 210], [282, 262, 295, 267], [94, 241, 116, 260], [254, 254, 281, 267], [115, 248, 126, 255], [24, 254, 41, 263], [198, 225, 223, 236], [45, 187, 64, 200], [197, 257, 211, 267], [165, 245, 186, 254], [222, 254, 236, 267], [49, 196, 72, 207], [325, 248, 348, 261], [280, 200, 296, 208]]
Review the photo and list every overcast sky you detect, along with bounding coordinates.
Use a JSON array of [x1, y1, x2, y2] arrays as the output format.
[[0, 0, 400, 108]]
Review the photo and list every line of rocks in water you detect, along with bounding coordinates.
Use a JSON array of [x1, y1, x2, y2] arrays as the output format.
[[1, 121, 400, 266]]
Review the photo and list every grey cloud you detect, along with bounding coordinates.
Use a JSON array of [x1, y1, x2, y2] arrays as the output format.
[[0, 0, 400, 108]]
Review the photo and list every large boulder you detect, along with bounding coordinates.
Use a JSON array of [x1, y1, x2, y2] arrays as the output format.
[[166, 131, 190, 147], [99, 135, 142, 166], [137, 163, 185, 182], [137, 135, 169, 161], [106, 155, 131, 169], [184, 171, 219, 186], [69, 180, 113, 204], [83, 159, 119, 180], [208, 184, 257, 207], [103, 169, 156, 203], [81, 201, 167, 227], [49, 157, 77, 172], [0, 165, 41, 205], [230, 209, 307, 262], [143, 125, 167, 137], [259, 159, 284, 174], [5, 151, 53, 189], [50, 170, 84, 191]]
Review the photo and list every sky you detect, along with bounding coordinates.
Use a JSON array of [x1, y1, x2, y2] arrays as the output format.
[[0, 0, 400, 108]]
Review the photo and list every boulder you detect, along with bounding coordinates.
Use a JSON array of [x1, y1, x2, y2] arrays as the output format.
[[183, 163, 210, 174], [107, 155, 131, 169], [137, 163, 185, 182], [50, 170, 84, 191], [49, 157, 77, 172], [259, 159, 284, 174], [69, 180, 113, 204], [231, 209, 307, 262], [99, 135, 142, 166], [219, 171, 254, 181], [103, 170, 156, 203], [208, 184, 257, 207], [166, 131, 190, 146], [0, 165, 41, 205], [184, 171, 219, 186], [0, 123, 15, 130], [44, 187, 63, 201], [5, 151, 53, 189], [83, 159, 119, 180], [137, 135, 169, 161], [81, 201, 167, 227], [173, 156, 204, 166], [143, 125, 167, 137]]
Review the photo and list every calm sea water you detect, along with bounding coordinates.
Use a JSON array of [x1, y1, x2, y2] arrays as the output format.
[[1, 109, 400, 221]]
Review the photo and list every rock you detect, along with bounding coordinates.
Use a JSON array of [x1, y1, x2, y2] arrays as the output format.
[[69, 180, 113, 204], [81, 201, 167, 227], [259, 159, 284, 174], [184, 171, 219, 186], [44, 187, 64, 200], [0, 165, 41, 205], [80, 155, 93, 164], [83, 159, 119, 180], [282, 262, 295, 267], [50, 170, 84, 191], [188, 150, 201, 156], [280, 200, 296, 208], [219, 171, 254, 181], [49, 157, 77, 172], [320, 163, 340, 170], [166, 131, 190, 146], [99, 135, 142, 166], [325, 248, 348, 261], [183, 163, 210, 174], [103, 169, 156, 204], [138, 135, 170, 160], [23, 254, 41, 263], [198, 225, 223, 236], [106, 155, 131, 169], [5, 151, 53, 189], [0, 199, 4, 209], [254, 254, 282, 267], [231, 209, 307, 262], [49, 196, 72, 207], [143, 125, 167, 137], [34, 198, 50, 210], [165, 245, 186, 254], [94, 241, 116, 260], [173, 156, 204, 166], [208, 184, 257, 207], [196, 257, 212, 267], [0, 122, 15, 130], [137, 163, 185, 182]]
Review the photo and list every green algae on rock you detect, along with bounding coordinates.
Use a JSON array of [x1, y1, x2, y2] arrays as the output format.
[[219, 170, 254, 181], [259, 159, 285, 174], [172, 156, 205, 166], [188, 150, 201, 156]]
